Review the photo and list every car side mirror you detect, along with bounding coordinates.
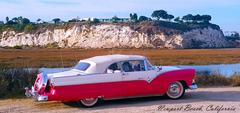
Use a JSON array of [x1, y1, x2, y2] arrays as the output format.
[[155, 66, 162, 72], [114, 70, 121, 73]]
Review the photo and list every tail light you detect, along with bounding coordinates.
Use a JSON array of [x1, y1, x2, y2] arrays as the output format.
[[33, 73, 48, 94]]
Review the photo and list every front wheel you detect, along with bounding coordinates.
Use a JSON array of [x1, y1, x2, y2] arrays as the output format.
[[166, 81, 185, 99], [80, 98, 98, 107]]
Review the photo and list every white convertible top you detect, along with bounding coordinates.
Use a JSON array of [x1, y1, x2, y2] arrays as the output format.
[[80, 54, 146, 74]]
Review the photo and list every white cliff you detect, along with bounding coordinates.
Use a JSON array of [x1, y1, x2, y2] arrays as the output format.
[[0, 24, 231, 48]]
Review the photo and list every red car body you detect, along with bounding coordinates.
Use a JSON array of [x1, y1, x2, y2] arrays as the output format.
[[25, 54, 197, 107]]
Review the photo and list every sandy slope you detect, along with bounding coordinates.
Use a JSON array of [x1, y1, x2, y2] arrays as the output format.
[[0, 87, 240, 113]]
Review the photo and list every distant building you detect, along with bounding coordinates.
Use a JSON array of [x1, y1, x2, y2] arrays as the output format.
[[80, 17, 94, 21], [99, 18, 130, 23], [68, 17, 131, 23], [99, 18, 112, 22]]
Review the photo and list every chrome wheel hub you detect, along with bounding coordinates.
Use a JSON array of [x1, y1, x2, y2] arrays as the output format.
[[166, 81, 183, 99]]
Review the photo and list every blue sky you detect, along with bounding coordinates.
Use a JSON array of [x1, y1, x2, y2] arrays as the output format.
[[0, 0, 239, 32]]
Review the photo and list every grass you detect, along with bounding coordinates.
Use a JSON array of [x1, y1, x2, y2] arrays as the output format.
[[195, 71, 240, 87], [0, 48, 240, 98], [0, 48, 240, 68], [0, 64, 38, 98]]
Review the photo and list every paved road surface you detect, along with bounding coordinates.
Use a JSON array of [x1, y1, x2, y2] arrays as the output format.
[[0, 87, 240, 113]]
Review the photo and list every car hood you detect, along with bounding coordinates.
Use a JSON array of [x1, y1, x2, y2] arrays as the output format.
[[161, 66, 180, 71]]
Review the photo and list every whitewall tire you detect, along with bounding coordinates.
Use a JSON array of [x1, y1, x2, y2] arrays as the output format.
[[80, 98, 98, 107], [166, 81, 185, 99]]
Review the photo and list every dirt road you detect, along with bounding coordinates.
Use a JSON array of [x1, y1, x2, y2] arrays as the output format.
[[0, 87, 240, 113]]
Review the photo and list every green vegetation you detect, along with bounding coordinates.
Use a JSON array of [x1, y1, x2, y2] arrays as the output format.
[[0, 64, 38, 98], [111, 16, 120, 23], [0, 48, 240, 68], [0, 64, 239, 99], [45, 42, 60, 48], [195, 71, 240, 87], [0, 9, 221, 35], [225, 32, 240, 41], [52, 18, 61, 24], [130, 13, 138, 22]]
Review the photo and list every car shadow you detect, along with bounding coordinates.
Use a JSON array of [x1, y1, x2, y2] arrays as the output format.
[[61, 90, 240, 110]]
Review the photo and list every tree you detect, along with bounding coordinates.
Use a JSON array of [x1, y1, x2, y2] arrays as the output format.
[[193, 14, 201, 23], [182, 14, 194, 22], [174, 17, 180, 22], [92, 18, 100, 23], [52, 18, 61, 24], [68, 18, 80, 22], [12, 17, 18, 23], [21, 18, 30, 24], [130, 13, 138, 22], [139, 16, 149, 22], [232, 32, 240, 37], [166, 14, 174, 21], [6, 17, 9, 23], [201, 15, 211, 23], [9, 16, 30, 24], [151, 10, 167, 20], [37, 18, 42, 23], [6, 20, 16, 25], [226, 32, 240, 41]]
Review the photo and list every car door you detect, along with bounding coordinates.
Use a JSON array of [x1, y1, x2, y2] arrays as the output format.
[[97, 62, 124, 99], [121, 60, 157, 97]]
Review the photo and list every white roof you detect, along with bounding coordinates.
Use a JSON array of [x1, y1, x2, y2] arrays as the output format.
[[80, 54, 146, 74]]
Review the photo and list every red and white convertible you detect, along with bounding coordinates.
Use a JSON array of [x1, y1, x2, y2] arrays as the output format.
[[25, 54, 197, 107]]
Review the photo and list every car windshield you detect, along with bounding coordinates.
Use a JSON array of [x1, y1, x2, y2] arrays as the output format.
[[146, 59, 154, 70], [73, 62, 90, 71]]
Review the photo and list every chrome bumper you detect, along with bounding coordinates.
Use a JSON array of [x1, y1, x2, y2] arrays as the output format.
[[25, 86, 48, 101], [189, 83, 198, 90]]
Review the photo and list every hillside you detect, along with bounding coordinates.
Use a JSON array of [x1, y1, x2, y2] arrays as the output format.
[[0, 21, 234, 49]]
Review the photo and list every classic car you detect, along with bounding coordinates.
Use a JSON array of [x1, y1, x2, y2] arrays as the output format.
[[25, 54, 197, 107]]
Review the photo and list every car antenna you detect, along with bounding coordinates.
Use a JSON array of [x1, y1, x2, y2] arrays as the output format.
[[60, 49, 64, 68]]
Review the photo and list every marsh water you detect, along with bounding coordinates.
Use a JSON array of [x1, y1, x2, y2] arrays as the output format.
[[39, 63, 240, 77], [177, 64, 240, 77]]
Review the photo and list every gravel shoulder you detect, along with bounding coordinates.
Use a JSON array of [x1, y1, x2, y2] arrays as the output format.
[[0, 87, 240, 113]]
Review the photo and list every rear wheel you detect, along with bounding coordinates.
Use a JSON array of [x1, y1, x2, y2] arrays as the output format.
[[166, 81, 185, 99], [80, 98, 98, 107]]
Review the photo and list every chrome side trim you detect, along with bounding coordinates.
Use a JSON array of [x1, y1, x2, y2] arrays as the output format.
[[103, 93, 164, 101]]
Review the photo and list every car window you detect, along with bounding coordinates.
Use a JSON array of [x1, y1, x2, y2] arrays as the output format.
[[122, 60, 145, 72], [107, 62, 121, 73], [108, 63, 121, 71], [73, 62, 90, 71]]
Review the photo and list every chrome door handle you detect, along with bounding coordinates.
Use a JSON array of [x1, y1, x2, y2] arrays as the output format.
[[147, 77, 151, 82]]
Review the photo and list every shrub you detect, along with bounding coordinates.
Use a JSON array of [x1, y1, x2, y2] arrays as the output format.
[[45, 42, 60, 48], [24, 24, 33, 33], [231, 74, 240, 86], [0, 64, 38, 98], [195, 71, 231, 86], [13, 45, 23, 49]]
